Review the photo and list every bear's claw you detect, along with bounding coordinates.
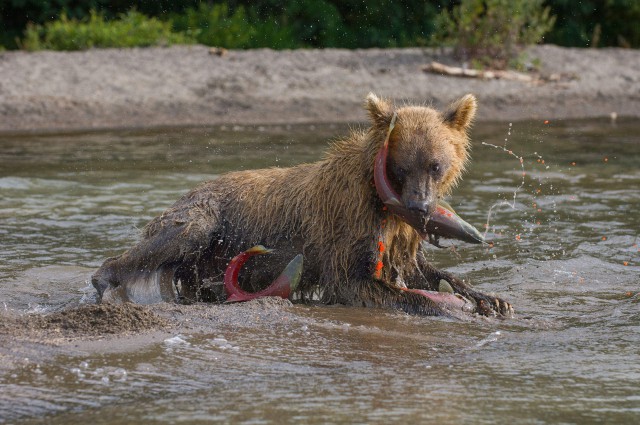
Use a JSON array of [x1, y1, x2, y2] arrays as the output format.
[[475, 295, 514, 317], [437, 274, 514, 318]]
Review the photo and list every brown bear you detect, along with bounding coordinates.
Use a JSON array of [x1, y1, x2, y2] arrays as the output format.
[[92, 93, 512, 317]]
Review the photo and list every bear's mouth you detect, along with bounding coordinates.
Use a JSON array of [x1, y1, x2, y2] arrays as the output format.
[[374, 157, 431, 237], [373, 114, 485, 244]]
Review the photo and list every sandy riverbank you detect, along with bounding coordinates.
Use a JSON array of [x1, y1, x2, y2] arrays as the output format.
[[1, 45, 639, 133]]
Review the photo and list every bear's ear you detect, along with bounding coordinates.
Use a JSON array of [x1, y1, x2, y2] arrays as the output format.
[[365, 92, 394, 129], [443, 94, 477, 131]]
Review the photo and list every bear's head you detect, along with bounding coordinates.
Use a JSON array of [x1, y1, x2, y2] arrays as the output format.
[[366, 93, 476, 233]]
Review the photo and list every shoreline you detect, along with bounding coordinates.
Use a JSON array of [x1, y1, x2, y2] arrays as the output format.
[[1, 45, 639, 134]]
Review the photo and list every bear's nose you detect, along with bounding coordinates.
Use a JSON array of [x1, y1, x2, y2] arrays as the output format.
[[406, 199, 431, 216]]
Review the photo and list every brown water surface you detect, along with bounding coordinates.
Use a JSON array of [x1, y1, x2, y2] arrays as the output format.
[[1, 120, 639, 423]]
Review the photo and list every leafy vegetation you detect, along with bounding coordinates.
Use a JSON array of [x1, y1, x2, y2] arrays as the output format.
[[1, 0, 638, 53], [545, 0, 640, 48], [21, 10, 191, 51], [170, 3, 296, 49], [171, 3, 253, 49], [432, 0, 556, 69]]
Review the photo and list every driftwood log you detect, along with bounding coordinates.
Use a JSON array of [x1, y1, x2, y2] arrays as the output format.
[[422, 61, 534, 83]]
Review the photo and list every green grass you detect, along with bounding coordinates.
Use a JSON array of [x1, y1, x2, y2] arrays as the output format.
[[21, 4, 296, 52], [22, 10, 193, 51]]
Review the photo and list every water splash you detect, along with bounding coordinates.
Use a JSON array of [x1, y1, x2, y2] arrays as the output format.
[[480, 123, 558, 248], [480, 122, 526, 239]]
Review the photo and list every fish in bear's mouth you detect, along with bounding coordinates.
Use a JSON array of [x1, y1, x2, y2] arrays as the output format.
[[373, 113, 485, 245]]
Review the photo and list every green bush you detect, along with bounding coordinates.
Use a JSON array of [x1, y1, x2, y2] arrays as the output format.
[[171, 3, 255, 48], [276, 0, 343, 47], [249, 18, 297, 49], [171, 3, 299, 49], [546, 0, 640, 47], [247, 0, 446, 49], [21, 9, 192, 51], [433, 0, 556, 69]]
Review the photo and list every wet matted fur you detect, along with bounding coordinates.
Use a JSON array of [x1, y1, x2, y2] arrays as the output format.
[[92, 94, 512, 316]]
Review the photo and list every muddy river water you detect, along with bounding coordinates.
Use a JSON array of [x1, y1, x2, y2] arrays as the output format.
[[1, 120, 639, 423]]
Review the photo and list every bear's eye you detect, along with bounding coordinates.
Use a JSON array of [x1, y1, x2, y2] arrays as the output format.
[[429, 162, 442, 177]]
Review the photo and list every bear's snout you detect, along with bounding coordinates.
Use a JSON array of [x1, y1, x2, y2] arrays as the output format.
[[406, 198, 432, 216]]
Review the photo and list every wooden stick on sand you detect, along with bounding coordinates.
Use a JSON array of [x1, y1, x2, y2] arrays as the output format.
[[423, 61, 534, 83]]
